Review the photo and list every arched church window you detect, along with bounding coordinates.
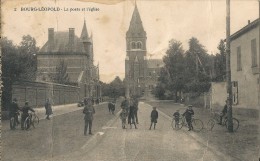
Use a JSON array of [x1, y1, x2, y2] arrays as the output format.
[[131, 42, 136, 49], [137, 42, 142, 49]]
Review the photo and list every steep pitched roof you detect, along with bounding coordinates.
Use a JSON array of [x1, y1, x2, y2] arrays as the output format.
[[39, 32, 86, 53], [126, 4, 146, 38], [147, 59, 164, 68]]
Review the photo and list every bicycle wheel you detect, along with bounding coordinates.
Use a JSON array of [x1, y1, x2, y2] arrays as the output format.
[[171, 119, 183, 130], [225, 118, 239, 132], [24, 117, 31, 130], [10, 117, 15, 130], [192, 119, 204, 132], [207, 119, 215, 131], [32, 115, 39, 128]]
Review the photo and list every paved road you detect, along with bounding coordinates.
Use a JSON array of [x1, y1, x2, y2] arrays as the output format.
[[3, 101, 228, 161], [52, 102, 227, 161], [2, 102, 120, 161]]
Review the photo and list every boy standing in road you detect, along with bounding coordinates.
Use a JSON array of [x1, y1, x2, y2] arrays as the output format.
[[149, 106, 158, 130], [21, 101, 35, 130], [183, 105, 194, 131], [120, 109, 128, 129], [173, 110, 181, 128]]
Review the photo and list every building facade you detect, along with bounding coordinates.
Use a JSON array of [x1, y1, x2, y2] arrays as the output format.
[[125, 4, 163, 97], [37, 20, 101, 99], [230, 19, 260, 109]]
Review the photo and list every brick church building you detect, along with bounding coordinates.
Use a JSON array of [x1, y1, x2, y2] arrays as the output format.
[[125, 3, 163, 97], [37, 19, 101, 99]]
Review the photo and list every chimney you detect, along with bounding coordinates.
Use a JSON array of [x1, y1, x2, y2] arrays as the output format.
[[69, 28, 75, 51], [48, 28, 54, 52], [248, 20, 251, 24]]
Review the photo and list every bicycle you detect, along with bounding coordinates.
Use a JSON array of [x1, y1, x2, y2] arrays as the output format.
[[24, 112, 39, 130], [172, 115, 204, 132], [10, 112, 20, 130], [207, 112, 239, 131]]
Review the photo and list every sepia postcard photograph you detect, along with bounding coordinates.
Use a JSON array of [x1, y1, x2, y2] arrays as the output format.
[[1, 0, 260, 160]]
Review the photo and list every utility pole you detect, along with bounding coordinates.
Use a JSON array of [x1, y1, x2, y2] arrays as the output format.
[[258, 0, 260, 107], [226, 0, 233, 132]]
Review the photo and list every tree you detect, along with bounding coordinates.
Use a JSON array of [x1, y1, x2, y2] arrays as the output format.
[[213, 40, 226, 82], [184, 37, 211, 93], [1, 37, 20, 110], [18, 35, 39, 81], [50, 60, 70, 85], [101, 76, 125, 98], [154, 39, 186, 100]]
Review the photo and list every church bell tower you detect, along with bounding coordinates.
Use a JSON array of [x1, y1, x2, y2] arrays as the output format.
[[125, 3, 147, 97]]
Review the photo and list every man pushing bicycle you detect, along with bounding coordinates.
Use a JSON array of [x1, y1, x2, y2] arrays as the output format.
[[182, 105, 194, 131]]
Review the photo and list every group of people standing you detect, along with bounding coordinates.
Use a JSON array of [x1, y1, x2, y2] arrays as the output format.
[[119, 97, 139, 129]]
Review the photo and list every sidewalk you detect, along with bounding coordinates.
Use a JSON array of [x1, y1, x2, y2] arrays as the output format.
[[145, 101, 260, 161]]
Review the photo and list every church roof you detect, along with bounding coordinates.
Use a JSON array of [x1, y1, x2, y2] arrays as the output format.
[[39, 31, 86, 53], [147, 59, 164, 68], [126, 3, 146, 37]]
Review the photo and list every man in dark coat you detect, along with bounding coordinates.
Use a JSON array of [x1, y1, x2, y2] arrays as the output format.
[[149, 106, 158, 130], [121, 97, 129, 115], [108, 102, 115, 114], [45, 98, 53, 120], [133, 97, 139, 124], [219, 100, 228, 125], [128, 103, 137, 129], [83, 99, 95, 135], [9, 98, 20, 129], [21, 101, 35, 130], [183, 105, 194, 131]]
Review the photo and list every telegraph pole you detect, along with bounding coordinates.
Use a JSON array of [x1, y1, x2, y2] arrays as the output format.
[[226, 0, 233, 132]]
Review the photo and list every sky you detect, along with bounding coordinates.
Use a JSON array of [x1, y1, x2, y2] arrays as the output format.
[[2, 0, 259, 83]]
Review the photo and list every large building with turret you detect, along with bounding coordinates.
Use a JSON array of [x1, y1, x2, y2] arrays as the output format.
[[37, 20, 101, 99], [125, 4, 163, 97]]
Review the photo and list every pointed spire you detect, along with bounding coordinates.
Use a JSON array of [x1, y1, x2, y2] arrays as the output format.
[[127, 2, 146, 37], [80, 19, 90, 42]]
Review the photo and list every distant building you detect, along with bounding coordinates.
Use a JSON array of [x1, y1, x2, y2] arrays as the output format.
[[230, 19, 260, 109], [37, 20, 101, 99], [125, 3, 163, 97]]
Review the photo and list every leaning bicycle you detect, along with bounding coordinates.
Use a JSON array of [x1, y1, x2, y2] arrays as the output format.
[[24, 112, 39, 130], [207, 112, 239, 131], [172, 115, 204, 132]]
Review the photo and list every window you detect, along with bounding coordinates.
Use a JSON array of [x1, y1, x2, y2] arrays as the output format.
[[131, 42, 136, 49], [137, 42, 142, 49], [251, 39, 257, 67], [237, 46, 242, 71]]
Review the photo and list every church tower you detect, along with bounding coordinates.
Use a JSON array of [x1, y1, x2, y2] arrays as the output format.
[[125, 3, 147, 97]]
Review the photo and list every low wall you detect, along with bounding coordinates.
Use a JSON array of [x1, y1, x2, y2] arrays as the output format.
[[12, 81, 80, 107]]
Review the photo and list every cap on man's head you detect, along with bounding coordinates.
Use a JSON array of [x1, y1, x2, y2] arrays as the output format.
[[25, 101, 29, 105], [188, 105, 193, 107]]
